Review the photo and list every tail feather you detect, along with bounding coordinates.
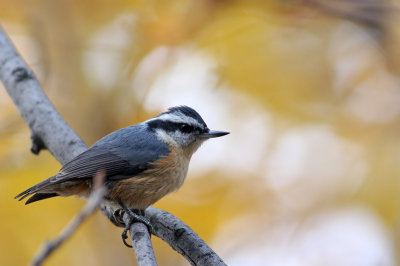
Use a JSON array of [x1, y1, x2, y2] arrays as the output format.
[[15, 187, 37, 201], [25, 193, 59, 204], [15, 176, 55, 203]]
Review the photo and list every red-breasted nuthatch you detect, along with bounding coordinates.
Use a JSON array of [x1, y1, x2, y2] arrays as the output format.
[[15, 106, 229, 244]]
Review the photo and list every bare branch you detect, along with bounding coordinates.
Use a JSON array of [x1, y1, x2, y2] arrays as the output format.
[[0, 26, 87, 164], [33, 172, 107, 266], [146, 207, 226, 266], [100, 206, 227, 266], [122, 214, 158, 266], [0, 26, 226, 266]]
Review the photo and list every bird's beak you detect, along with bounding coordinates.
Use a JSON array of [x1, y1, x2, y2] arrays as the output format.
[[198, 130, 230, 139]]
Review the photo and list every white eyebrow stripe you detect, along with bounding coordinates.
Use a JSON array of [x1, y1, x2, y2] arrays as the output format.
[[147, 113, 203, 128]]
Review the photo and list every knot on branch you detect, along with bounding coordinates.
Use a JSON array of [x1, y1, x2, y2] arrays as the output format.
[[30, 133, 46, 154], [11, 67, 33, 83], [174, 228, 186, 239]]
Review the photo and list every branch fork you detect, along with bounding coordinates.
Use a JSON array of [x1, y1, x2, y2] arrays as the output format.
[[0, 26, 225, 266]]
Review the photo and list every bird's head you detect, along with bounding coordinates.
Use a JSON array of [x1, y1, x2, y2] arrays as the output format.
[[146, 106, 229, 155]]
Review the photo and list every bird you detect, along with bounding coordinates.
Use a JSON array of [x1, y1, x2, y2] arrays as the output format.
[[15, 105, 229, 245]]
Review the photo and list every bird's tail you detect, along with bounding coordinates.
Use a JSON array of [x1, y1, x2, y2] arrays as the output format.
[[15, 176, 59, 204]]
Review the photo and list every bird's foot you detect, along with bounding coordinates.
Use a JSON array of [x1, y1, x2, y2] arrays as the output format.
[[119, 203, 153, 248], [121, 219, 133, 248]]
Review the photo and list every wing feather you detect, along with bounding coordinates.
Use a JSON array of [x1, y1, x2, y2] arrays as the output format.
[[51, 146, 146, 183]]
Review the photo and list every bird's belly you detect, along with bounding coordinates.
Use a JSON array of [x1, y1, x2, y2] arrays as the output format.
[[108, 154, 189, 210]]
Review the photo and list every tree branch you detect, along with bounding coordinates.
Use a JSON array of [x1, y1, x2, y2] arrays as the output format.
[[0, 28, 87, 163], [0, 26, 226, 265], [146, 207, 226, 266], [122, 215, 158, 266]]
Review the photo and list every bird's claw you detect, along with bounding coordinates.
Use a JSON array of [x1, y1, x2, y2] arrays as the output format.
[[118, 202, 153, 248], [121, 220, 133, 248]]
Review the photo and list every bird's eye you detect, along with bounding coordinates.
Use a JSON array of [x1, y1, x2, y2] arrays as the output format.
[[180, 124, 192, 133]]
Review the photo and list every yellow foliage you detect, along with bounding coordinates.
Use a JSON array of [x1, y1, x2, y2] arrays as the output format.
[[1, 0, 399, 265]]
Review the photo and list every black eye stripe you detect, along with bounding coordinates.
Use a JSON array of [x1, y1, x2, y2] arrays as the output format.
[[147, 120, 201, 133]]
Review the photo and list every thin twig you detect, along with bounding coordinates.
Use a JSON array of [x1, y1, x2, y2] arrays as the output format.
[[32, 171, 107, 266]]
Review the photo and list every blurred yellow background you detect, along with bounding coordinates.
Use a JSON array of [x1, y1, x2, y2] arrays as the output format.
[[1, 0, 400, 265]]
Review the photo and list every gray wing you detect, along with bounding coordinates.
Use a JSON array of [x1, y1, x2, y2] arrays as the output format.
[[56, 124, 170, 182], [51, 146, 143, 183]]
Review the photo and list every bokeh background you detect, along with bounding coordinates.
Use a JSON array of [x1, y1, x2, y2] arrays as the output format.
[[1, 0, 400, 265]]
